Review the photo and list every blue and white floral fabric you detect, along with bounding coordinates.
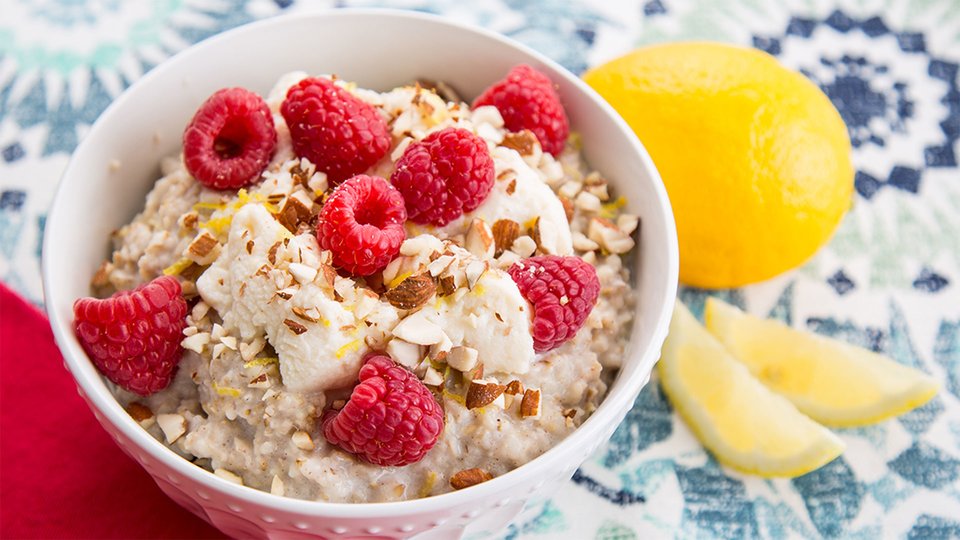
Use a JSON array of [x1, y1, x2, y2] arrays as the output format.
[[1, 1, 957, 538]]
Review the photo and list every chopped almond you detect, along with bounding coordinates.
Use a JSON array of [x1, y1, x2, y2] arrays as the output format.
[[466, 379, 506, 409], [520, 389, 542, 418], [450, 468, 493, 490]]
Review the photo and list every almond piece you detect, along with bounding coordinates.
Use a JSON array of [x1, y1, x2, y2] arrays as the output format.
[[271, 475, 285, 496], [386, 338, 422, 369], [392, 310, 444, 345], [429, 333, 453, 362], [465, 219, 495, 259], [520, 389, 542, 418], [588, 217, 635, 254], [291, 306, 319, 323], [575, 191, 602, 213], [528, 217, 543, 254], [384, 274, 436, 310], [239, 337, 266, 362], [450, 468, 493, 490], [558, 181, 582, 199], [283, 319, 308, 335], [510, 235, 537, 258], [181, 332, 210, 354], [292, 431, 315, 451], [157, 413, 186, 443], [180, 211, 199, 230], [316, 263, 338, 289], [466, 379, 506, 409], [248, 373, 270, 388], [559, 195, 575, 223], [572, 231, 600, 252], [267, 241, 282, 265], [91, 261, 112, 288], [220, 335, 237, 350], [191, 300, 211, 321], [505, 380, 524, 395], [617, 214, 640, 235], [446, 346, 478, 372], [127, 402, 153, 423], [422, 367, 444, 386], [187, 231, 221, 265], [437, 275, 457, 297], [275, 195, 312, 233], [500, 129, 538, 156], [214, 469, 244, 485], [465, 260, 488, 290], [427, 255, 455, 277], [584, 172, 609, 201], [492, 219, 520, 257], [288, 263, 318, 284]]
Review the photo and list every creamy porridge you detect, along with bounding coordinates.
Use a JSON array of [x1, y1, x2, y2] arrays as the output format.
[[76, 66, 639, 502]]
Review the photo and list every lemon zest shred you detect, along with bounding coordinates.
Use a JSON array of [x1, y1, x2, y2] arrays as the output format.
[[599, 196, 627, 219], [212, 381, 241, 397], [320, 318, 331, 327], [442, 389, 465, 405], [243, 357, 278, 369], [335, 339, 362, 359], [262, 202, 280, 213], [417, 471, 437, 498], [388, 271, 412, 290], [192, 201, 226, 211], [163, 258, 194, 276], [199, 215, 233, 234], [471, 284, 485, 296]]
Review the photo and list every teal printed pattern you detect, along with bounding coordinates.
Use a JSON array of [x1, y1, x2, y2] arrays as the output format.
[[1, 0, 958, 538]]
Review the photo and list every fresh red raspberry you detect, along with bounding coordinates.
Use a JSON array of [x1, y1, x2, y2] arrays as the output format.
[[73, 276, 188, 396], [473, 65, 570, 157], [390, 127, 495, 226], [281, 77, 391, 185], [508, 255, 600, 352], [183, 87, 277, 190], [317, 174, 407, 276], [322, 354, 444, 467]]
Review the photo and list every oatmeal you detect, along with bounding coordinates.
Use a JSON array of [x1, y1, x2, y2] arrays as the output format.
[[77, 66, 638, 502]]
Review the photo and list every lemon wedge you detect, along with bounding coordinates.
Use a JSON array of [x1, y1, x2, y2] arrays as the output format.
[[705, 298, 939, 428], [659, 302, 844, 477]]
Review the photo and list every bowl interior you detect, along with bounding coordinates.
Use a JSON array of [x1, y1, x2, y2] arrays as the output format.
[[43, 9, 678, 512]]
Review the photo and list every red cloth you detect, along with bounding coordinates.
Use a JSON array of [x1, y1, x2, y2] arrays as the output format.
[[0, 283, 226, 539]]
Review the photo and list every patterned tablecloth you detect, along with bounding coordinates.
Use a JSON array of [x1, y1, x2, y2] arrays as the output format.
[[1, 0, 958, 538]]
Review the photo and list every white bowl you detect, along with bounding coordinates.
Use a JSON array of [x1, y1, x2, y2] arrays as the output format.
[[43, 9, 678, 540]]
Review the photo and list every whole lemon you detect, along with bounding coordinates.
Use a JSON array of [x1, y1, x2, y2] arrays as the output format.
[[583, 42, 853, 288]]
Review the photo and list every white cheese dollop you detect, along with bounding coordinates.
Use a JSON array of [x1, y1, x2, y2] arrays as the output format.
[[196, 205, 368, 393], [439, 146, 573, 256]]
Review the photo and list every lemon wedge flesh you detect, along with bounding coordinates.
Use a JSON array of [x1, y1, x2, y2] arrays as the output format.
[[659, 302, 845, 477], [705, 298, 939, 428]]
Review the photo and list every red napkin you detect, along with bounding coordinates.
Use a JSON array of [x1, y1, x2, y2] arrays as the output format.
[[0, 283, 226, 539]]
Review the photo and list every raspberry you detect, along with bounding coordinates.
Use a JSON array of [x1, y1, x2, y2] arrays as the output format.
[[508, 255, 600, 352], [317, 174, 407, 276], [473, 65, 570, 157], [73, 276, 188, 396], [390, 127, 495, 226], [183, 87, 277, 190], [281, 77, 391, 185], [322, 354, 444, 467]]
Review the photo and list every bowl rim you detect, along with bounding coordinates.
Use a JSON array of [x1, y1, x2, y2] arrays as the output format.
[[43, 7, 679, 516]]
